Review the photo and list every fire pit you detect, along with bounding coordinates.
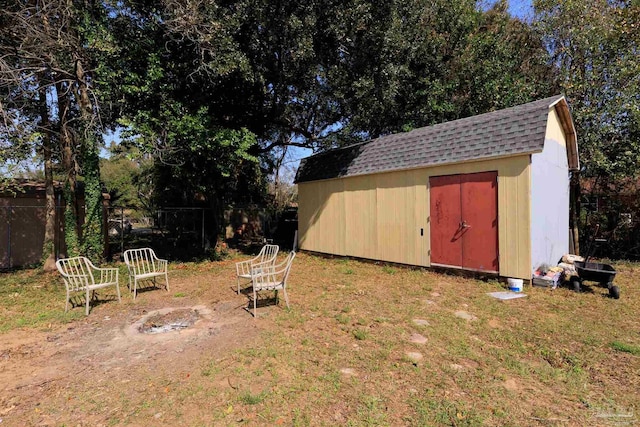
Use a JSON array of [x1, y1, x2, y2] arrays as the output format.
[[138, 308, 200, 334], [125, 305, 215, 339]]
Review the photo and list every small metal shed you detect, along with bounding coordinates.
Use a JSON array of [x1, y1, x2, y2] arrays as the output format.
[[294, 95, 579, 280]]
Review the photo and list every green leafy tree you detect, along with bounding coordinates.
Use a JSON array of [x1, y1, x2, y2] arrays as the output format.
[[450, 1, 557, 118], [100, 139, 147, 210], [332, 0, 555, 139], [535, 0, 640, 179], [0, 0, 136, 263], [0, 0, 111, 266], [119, 100, 264, 242], [100, 1, 311, 241]]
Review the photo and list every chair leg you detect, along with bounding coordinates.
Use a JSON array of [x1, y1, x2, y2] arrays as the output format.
[[282, 287, 290, 309], [253, 288, 257, 318], [165, 272, 169, 291], [133, 278, 138, 299], [85, 289, 90, 315], [65, 290, 70, 313], [237, 277, 240, 294], [116, 283, 121, 303]]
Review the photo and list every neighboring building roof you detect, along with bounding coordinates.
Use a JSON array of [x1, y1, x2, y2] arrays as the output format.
[[0, 179, 64, 196], [295, 95, 578, 183]]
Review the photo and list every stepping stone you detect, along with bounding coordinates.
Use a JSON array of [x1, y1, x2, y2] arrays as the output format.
[[340, 368, 357, 377], [412, 318, 430, 326], [454, 311, 477, 321], [406, 352, 423, 363], [409, 333, 428, 344], [503, 378, 519, 391]]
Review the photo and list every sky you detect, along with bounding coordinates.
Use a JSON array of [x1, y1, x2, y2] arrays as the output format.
[[505, 0, 534, 19]]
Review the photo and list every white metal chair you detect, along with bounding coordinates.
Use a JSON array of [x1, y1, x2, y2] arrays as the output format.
[[235, 244, 279, 294], [123, 248, 169, 299], [249, 251, 295, 317], [55, 256, 121, 315]]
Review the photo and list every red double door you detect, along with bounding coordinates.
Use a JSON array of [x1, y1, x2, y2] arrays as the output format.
[[429, 171, 499, 273]]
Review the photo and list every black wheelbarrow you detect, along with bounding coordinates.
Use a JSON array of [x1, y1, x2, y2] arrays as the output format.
[[571, 261, 620, 299]]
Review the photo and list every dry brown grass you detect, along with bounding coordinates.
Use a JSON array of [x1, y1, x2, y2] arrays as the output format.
[[1, 252, 639, 426]]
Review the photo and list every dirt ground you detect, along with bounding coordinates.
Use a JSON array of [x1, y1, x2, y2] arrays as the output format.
[[1, 254, 639, 426], [0, 260, 265, 426]]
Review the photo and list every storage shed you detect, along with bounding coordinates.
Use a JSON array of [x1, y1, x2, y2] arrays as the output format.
[[295, 95, 579, 280], [0, 180, 65, 269]]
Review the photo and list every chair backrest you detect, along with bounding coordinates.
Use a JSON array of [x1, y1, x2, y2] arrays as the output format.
[[260, 244, 279, 264], [56, 256, 93, 291], [123, 248, 157, 275], [280, 251, 296, 285], [251, 251, 295, 288]]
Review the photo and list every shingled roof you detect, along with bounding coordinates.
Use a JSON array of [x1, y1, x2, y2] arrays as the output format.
[[295, 95, 577, 183]]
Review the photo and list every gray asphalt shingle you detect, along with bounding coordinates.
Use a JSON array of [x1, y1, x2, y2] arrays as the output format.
[[295, 95, 564, 183]]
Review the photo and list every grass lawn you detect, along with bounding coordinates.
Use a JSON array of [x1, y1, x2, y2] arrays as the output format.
[[0, 252, 638, 426]]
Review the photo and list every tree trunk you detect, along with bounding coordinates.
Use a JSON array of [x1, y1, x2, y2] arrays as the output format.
[[570, 171, 581, 255], [75, 58, 105, 260], [57, 80, 80, 256], [38, 74, 57, 271]]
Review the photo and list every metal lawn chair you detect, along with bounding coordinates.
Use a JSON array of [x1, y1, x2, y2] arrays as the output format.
[[249, 251, 295, 317], [123, 248, 169, 299], [56, 256, 121, 315], [235, 244, 279, 294]]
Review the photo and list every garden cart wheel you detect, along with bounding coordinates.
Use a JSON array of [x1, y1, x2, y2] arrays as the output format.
[[571, 278, 581, 293], [608, 284, 620, 299]]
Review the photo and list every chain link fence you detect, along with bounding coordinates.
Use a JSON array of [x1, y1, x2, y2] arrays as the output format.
[[106, 207, 214, 262], [2, 202, 298, 268]]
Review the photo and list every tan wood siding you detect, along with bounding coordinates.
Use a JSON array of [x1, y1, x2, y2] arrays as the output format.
[[375, 172, 417, 264], [412, 170, 429, 266], [297, 182, 313, 251], [297, 180, 345, 255], [497, 158, 532, 279], [344, 176, 377, 259], [298, 156, 532, 279]]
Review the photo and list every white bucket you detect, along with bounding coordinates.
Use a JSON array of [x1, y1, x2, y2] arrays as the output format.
[[507, 278, 523, 292]]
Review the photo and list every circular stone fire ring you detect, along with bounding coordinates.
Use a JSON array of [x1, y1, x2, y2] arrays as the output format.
[[126, 305, 214, 338], [139, 308, 199, 334]]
